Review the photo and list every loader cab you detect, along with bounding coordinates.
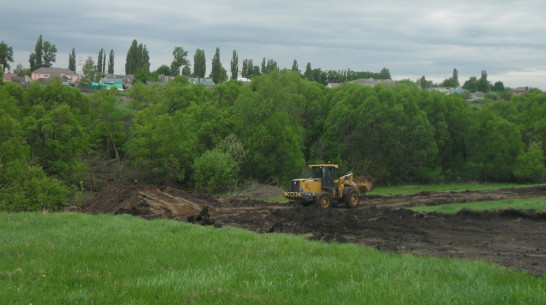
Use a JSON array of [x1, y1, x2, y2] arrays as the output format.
[[310, 164, 338, 190]]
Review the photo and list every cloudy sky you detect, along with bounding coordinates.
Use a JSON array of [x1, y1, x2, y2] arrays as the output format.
[[2, 0, 545, 89]]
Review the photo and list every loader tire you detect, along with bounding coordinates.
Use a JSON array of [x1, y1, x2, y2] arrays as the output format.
[[344, 189, 360, 209], [315, 192, 333, 209]]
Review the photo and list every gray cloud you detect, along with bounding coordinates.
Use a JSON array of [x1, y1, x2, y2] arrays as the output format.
[[2, 0, 545, 89]]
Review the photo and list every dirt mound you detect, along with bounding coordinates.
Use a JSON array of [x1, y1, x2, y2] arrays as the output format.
[[81, 185, 211, 220], [81, 184, 546, 276]]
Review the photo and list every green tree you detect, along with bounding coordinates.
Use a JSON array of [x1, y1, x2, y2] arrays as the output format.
[[304, 62, 313, 80], [230, 50, 238, 80], [42, 41, 57, 68], [210, 47, 221, 84], [182, 61, 191, 77], [513, 142, 546, 182], [14, 64, 29, 77], [420, 76, 433, 89], [29, 35, 57, 71], [464, 109, 522, 181], [108, 49, 115, 74], [129, 104, 198, 184], [492, 81, 505, 92], [68, 48, 76, 72], [156, 64, 171, 76], [193, 49, 206, 78], [125, 39, 149, 75], [81, 57, 97, 84], [0, 41, 14, 72], [192, 149, 237, 193], [97, 48, 104, 75], [170, 47, 188, 76], [29, 35, 43, 71], [89, 89, 130, 163], [26, 102, 88, 182], [477, 70, 491, 92], [463, 76, 478, 93], [291, 59, 299, 73]]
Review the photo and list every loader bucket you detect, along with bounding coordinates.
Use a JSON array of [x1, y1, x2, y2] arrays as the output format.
[[354, 176, 374, 193]]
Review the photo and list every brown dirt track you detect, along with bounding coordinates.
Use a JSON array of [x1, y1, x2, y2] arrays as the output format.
[[81, 185, 546, 276]]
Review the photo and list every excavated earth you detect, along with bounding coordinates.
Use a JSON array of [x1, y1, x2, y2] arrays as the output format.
[[81, 185, 546, 276]]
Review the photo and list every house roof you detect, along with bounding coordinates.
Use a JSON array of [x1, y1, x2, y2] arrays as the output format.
[[32, 67, 77, 75], [191, 78, 215, 86], [3, 73, 17, 81], [512, 86, 530, 92]]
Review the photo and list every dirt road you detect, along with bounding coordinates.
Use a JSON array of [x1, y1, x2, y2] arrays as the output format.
[[81, 185, 546, 276]]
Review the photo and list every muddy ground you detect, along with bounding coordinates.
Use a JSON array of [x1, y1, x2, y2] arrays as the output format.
[[81, 185, 546, 276]]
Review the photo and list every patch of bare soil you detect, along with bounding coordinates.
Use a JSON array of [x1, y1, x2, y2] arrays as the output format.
[[80, 185, 546, 276]]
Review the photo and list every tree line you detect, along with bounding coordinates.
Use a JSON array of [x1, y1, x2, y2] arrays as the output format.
[[1, 71, 545, 211], [1, 36, 520, 96]]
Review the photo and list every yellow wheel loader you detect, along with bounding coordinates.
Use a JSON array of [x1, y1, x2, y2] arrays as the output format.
[[283, 164, 374, 208]]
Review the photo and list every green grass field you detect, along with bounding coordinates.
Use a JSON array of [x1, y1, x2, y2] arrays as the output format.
[[367, 183, 545, 196], [410, 197, 546, 213], [1, 212, 544, 305]]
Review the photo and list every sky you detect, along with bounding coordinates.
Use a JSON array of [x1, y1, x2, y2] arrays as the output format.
[[2, 0, 545, 89]]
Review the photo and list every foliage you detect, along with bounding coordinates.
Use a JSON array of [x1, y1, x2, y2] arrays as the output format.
[[170, 46, 188, 76], [68, 48, 76, 72], [80, 56, 96, 84], [155, 64, 171, 76], [125, 39, 150, 75], [108, 49, 115, 74], [128, 102, 198, 184], [0, 84, 72, 211], [230, 50, 238, 80], [29, 35, 57, 71], [513, 142, 546, 182], [210, 47, 222, 84], [193, 149, 237, 193], [0, 40, 14, 72], [193, 48, 206, 78]]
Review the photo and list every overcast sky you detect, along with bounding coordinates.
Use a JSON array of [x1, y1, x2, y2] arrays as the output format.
[[2, 0, 545, 89]]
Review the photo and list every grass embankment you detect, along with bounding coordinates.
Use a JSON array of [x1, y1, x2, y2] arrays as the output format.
[[1, 212, 544, 304], [368, 183, 545, 196]]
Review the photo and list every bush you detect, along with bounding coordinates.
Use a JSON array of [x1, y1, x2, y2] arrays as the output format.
[[192, 149, 237, 193], [0, 161, 72, 211], [513, 143, 546, 183]]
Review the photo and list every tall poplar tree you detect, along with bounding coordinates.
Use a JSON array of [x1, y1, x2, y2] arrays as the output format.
[[108, 49, 115, 74], [291, 59, 299, 73], [68, 48, 76, 72], [97, 49, 104, 74], [193, 49, 206, 78], [230, 50, 238, 80], [210, 47, 221, 84], [125, 40, 150, 75]]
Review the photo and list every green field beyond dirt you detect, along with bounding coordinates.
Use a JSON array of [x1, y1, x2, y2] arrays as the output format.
[[367, 182, 545, 196], [1, 212, 544, 305]]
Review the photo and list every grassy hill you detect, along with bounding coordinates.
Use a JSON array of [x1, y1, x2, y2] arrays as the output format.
[[1, 212, 544, 304]]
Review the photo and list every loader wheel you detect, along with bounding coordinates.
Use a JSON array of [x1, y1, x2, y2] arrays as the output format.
[[315, 192, 332, 209], [344, 189, 360, 209]]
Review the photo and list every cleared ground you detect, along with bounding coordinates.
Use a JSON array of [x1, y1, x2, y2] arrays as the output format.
[[81, 185, 546, 276]]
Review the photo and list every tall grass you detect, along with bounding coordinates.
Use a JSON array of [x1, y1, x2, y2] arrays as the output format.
[[1, 212, 544, 304]]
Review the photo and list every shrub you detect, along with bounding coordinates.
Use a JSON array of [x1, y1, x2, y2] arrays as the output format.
[[192, 149, 237, 193]]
